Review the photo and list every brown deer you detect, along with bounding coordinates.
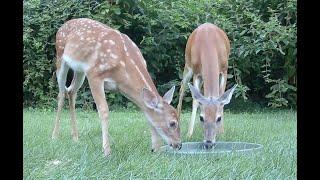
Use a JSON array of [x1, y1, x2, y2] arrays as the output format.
[[177, 23, 237, 149], [52, 18, 181, 156]]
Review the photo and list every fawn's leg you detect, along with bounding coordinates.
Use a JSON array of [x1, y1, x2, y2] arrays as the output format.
[[87, 77, 111, 156], [187, 75, 201, 137], [177, 65, 193, 120], [218, 71, 227, 134], [66, 72, 85, 141], [52, 60, 69, 139]]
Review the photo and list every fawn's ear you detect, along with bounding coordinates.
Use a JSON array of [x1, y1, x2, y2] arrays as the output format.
[[218, 84, 238, 105], [141, 88, 159, 109], [163, 86, 175, 104], [188, 83, 216, 105]]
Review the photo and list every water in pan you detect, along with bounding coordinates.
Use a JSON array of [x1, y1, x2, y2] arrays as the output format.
[[160, 141, 263, 154]]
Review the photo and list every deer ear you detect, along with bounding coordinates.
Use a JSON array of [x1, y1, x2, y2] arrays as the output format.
[[141, 88, 159, 109], [163, 86, 175, 104], [218, 84, 237, 105], [188, 83, 210, 105]]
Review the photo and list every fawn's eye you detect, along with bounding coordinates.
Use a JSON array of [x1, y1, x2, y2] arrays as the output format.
[[217, 117, 222, 122], [200, 116, 204, 122], [169, 121, 177, 128]]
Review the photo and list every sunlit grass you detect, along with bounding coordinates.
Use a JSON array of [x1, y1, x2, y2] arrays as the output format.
[[23, 108, 296, 179]]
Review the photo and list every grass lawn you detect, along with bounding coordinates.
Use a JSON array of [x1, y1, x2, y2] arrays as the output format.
[[23, 108, 296, 179]]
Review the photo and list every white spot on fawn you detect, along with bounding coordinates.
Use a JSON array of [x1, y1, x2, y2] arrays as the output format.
[[99, 64, 109, 71], [96, 42, 102, 49], [110, 53, 118, 59], [109, 40, 115, 45], [100, 52, 107, 57], [115, 30, 121, 35]]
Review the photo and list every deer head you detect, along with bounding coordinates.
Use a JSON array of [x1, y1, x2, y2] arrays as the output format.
[[141, 86, 181, 149], [188, 83, 237, 148]]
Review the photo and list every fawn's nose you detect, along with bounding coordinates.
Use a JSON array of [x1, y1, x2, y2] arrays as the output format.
[[203, 140, 214, 149], [171, 142, 182, 150]]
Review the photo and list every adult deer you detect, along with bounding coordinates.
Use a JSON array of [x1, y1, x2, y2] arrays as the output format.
[[52, 18, 181, 156], [177, 23, 237, 149]]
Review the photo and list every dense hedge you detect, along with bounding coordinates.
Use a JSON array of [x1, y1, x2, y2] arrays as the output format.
[[23, 0, 296, 109]]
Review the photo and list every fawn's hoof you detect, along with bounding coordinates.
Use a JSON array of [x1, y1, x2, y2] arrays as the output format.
[[187, 132, 193, 138], [72, 135, 79, 142], [72, 132, 79, 142], [151, 148, 160, 152], [51, 132, 59, 140], [103, 147, 111, 157]]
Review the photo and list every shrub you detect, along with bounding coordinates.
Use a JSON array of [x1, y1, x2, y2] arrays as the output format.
[[23, 0, 296, 109]]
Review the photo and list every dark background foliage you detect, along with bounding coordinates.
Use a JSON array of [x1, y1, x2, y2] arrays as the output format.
[[23, 0, 296, 110]]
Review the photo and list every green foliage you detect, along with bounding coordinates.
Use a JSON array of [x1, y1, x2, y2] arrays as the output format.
[[23, 0, 296, 109], [211, 0, 297, 108]]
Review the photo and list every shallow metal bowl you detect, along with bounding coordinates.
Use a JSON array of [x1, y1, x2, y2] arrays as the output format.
[[160, 141, 263, 154]]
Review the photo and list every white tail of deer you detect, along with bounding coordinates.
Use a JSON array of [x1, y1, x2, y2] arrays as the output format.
[[176, 23, 237, 149], [52, 18, 181, 156]]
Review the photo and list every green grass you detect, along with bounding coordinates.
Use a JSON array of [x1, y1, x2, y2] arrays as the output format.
[[23, 108, 296, 179]]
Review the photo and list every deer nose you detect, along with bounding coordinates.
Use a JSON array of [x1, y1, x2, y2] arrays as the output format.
[[171, 142, 182, 150], [177, 143, 182, 150], [203, 140, 214, 149]]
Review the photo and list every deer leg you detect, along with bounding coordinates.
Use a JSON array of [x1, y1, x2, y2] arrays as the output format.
[[88, 77, 111, 156], [66, 72, 85, 142], [52, 60, 69, 139], [187, 75, 201, 137], [177, 65, 193, 120], [218, 71, 228, 134]]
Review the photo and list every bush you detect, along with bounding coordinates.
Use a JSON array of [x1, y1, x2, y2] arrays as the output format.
[[23, 0, 296, 109], [212, 0, 297, 107]]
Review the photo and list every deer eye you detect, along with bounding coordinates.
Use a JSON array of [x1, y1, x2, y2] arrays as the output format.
[[200, 116, 204, 122], [169, 121, 177, 128], [217, 117, 222, 122]]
